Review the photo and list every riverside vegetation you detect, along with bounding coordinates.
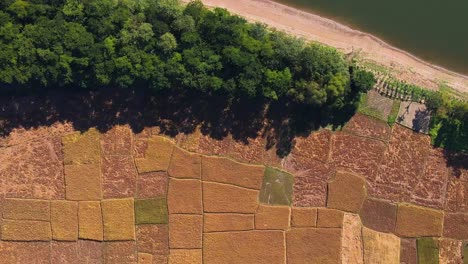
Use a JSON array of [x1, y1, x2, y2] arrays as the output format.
[[0, 0, 465, 152]]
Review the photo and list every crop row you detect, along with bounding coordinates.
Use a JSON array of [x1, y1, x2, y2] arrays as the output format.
[[367, 70, 432, 103]]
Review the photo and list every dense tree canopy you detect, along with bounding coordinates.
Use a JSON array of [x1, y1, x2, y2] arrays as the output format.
[[2, 0, 466, 154], [0, 0, 371, 110]]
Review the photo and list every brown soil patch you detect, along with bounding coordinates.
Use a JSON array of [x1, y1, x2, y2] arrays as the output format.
[[204, 231, 285, 264], [343, 113, 392, 141], [439, 238, 463, 264], [286, 228, 341, 264], [78, 240, 103, 263], [136, 171, 168, 199], [0, 122, 72, 148], [331, 132, 386, 184], [101, 155, 137, 198], [203, 213, 254, 232], [327, 171, 367, 213], [228, 135, 265, 164], [103, 241, 137, 263], [134, 136, 174, 173], [65, 163, 102, 201], [169, 214, 203, 249], [0, 242, 50, 263], [400, 238, 417, 264], [138, 252, 153, 264], [443, 213, 468, 240], [51, 242, 78, 264], [202, 182, 259, 213], [168, 146, 201, 179], [0, 137, 65, 199], [175, 129, 201, 153], [3, 199, 50, 221], [411, 148, 449, 209], [51, 200, 78, 241], [362, 227, 400, 264], [284, 157, 335, 207], [201, 155, 265, 189], [62, 129, 101, 165], [78, 201, 103, 241], [359, 198, 397, 233], [197, 134, 232, 157], [372, 125, 431, 206], [445, 179, 468, 214], [255, 205, 290, 230], [395, 203, 443, 237], [100, 125, 133, 156], [1, 220, 51, 241], [342, 214, 364, 264], [167, 179, 202, 214], [136, 224, 169, 255], [291, 207, 317, 227], [101, 198, 135, 241], [290, 129, 332, 163], [169, 249, 202, 264], [316, 208, 344, 228]]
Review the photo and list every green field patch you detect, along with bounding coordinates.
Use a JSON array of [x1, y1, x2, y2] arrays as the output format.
[[417, 238, 439, 264], [387, 99, 401, 126], [464, 242, 468, 263], [357, 90, 395, 121], [135, 198, 168, 224], [259, 167, 294, 206]]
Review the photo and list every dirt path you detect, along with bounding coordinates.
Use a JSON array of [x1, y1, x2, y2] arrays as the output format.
[[184, 0, 468, 94]]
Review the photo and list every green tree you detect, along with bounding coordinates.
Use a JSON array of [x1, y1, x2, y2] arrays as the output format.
[[351, 68, 375, 93], [289, 80, 327, 106], [62, 0, 83, 17], [326, 72, 349, 99], [7, 0, 29, 19], [158, 32, 177, 53], [263, 68, 292, 100]]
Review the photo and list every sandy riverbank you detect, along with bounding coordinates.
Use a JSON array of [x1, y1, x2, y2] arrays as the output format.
[[183, 0, 468, 94]]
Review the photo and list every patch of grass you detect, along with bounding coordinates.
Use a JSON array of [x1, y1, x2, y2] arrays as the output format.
[[358, 91, 368, 106], [439, 83, 468, 101], [387, 100, 401, 126], [357, 59, 390, 75], [134, 198, 168, 224], [357, 93, 384, 120], [259, 167, 294, 206], [417, 238, 439, 264], [464, 242, 468, 263]]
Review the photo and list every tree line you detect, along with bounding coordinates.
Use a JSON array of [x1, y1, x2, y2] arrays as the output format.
[[0, 0, 374, 108]]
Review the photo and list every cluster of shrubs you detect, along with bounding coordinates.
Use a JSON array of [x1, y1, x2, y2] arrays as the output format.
[[426, 90, 467, 152]]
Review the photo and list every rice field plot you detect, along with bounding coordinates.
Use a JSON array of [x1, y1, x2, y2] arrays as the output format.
[[343, 114, 392, 141], [358, 90, 394, 121]]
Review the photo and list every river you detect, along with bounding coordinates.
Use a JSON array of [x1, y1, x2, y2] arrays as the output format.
[[274, 0, 468, 75]]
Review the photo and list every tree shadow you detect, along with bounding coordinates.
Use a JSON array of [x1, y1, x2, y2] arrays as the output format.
[[1, 88, 465, 172], [0, 87, 354, 157], [412, 108, 431, 133], [444, 150, 468, 178]]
